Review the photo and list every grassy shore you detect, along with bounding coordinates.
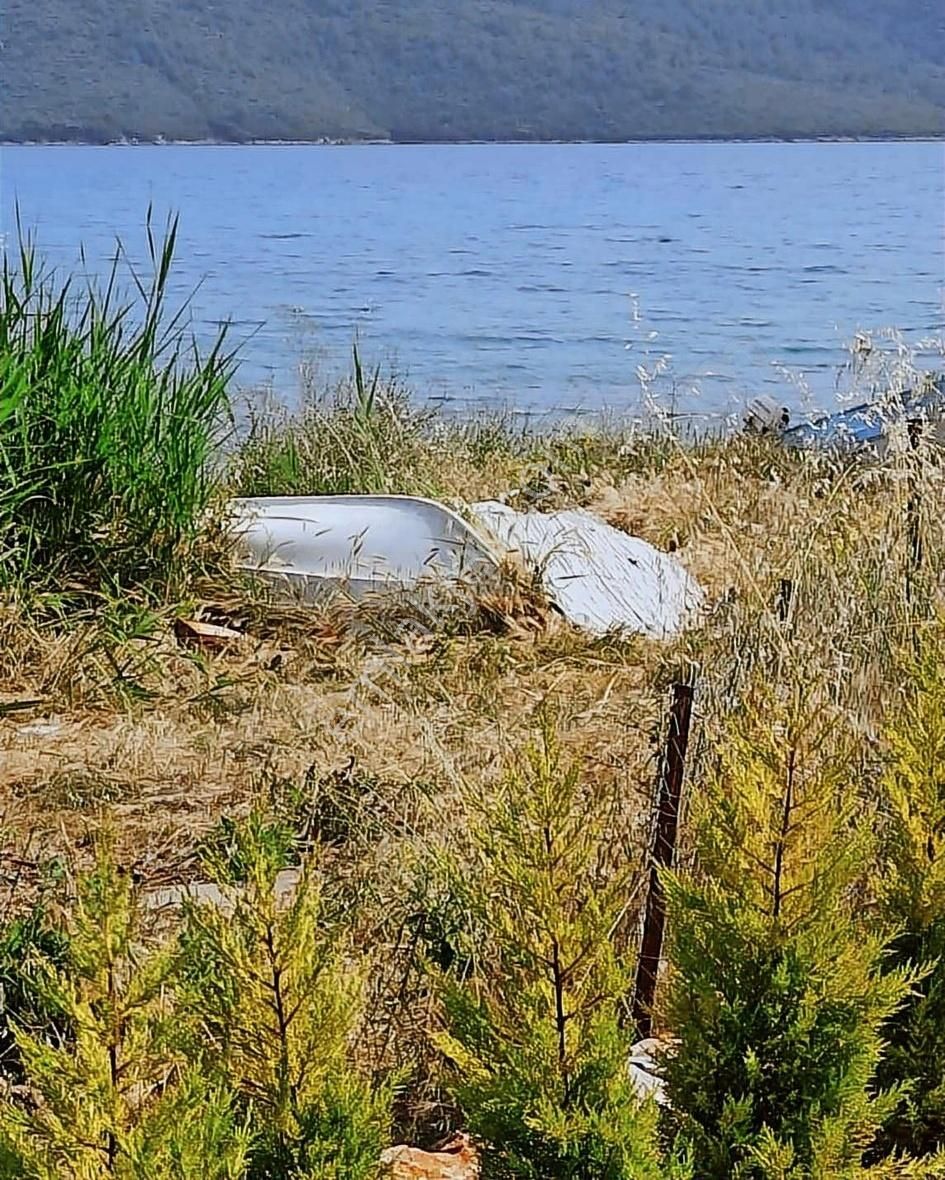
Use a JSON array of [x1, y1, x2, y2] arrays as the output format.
[[2, 233, 945, 1175]]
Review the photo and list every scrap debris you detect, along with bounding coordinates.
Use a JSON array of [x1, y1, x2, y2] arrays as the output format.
[[470, 501, 703, 638], [229, 493, 703, 639]]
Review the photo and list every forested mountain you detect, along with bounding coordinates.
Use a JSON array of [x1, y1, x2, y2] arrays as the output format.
[[3, 0, 944, 142]]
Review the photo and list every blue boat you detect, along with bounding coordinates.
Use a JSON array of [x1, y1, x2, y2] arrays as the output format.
[[782, 375, 945, 452]]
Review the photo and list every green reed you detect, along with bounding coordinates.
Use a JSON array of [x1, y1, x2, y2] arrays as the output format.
[[0, 213, 234, 598]]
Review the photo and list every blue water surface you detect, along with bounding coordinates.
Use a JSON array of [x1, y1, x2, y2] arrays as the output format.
[[1, 141, 942, 417]]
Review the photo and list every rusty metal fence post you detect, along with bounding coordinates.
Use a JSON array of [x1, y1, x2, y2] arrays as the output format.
[[631, 680, 695, 1038]]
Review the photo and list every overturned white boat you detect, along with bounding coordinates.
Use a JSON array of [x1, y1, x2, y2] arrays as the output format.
[[228, 494, 703, 638], [228, 494, 497, 602]]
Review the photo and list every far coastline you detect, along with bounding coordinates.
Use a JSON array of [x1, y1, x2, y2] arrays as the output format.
[[4, 133, 944, 147]]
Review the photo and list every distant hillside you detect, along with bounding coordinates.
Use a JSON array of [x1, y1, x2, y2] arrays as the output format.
[[3, 0, 945, 142]]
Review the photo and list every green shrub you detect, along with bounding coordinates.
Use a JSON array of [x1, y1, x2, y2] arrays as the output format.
[[0, 907, 70, 1086], [875, 632, 945, 1158], [197, 809, 298, 882], [179, 816, 393, 1179], [434, 716, 691, 1180], [0, 843, 250, 1179], [0, 215, 233, 595], [662, 685, 923, 1179]]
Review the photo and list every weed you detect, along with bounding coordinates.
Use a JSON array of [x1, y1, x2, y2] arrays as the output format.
[[0, 213, 234, 597], [230, 344, 441, 499]]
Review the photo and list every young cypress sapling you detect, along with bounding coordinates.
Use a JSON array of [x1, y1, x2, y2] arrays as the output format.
[[178, 813, 392, 1180], [434, 715, 692, 1180], [661, 684, 927, 1179], [875, 632, 945, 1158], [0, 841, 250, 1179]]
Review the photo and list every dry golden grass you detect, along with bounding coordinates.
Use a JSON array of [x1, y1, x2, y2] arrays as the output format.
[[0, 430, 937, 889]]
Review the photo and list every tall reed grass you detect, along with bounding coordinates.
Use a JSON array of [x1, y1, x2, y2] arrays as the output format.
[[0, 215, 234, 599]]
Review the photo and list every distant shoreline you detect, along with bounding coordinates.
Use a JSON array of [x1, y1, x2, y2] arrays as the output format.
[[2, 134, 943, 148]]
